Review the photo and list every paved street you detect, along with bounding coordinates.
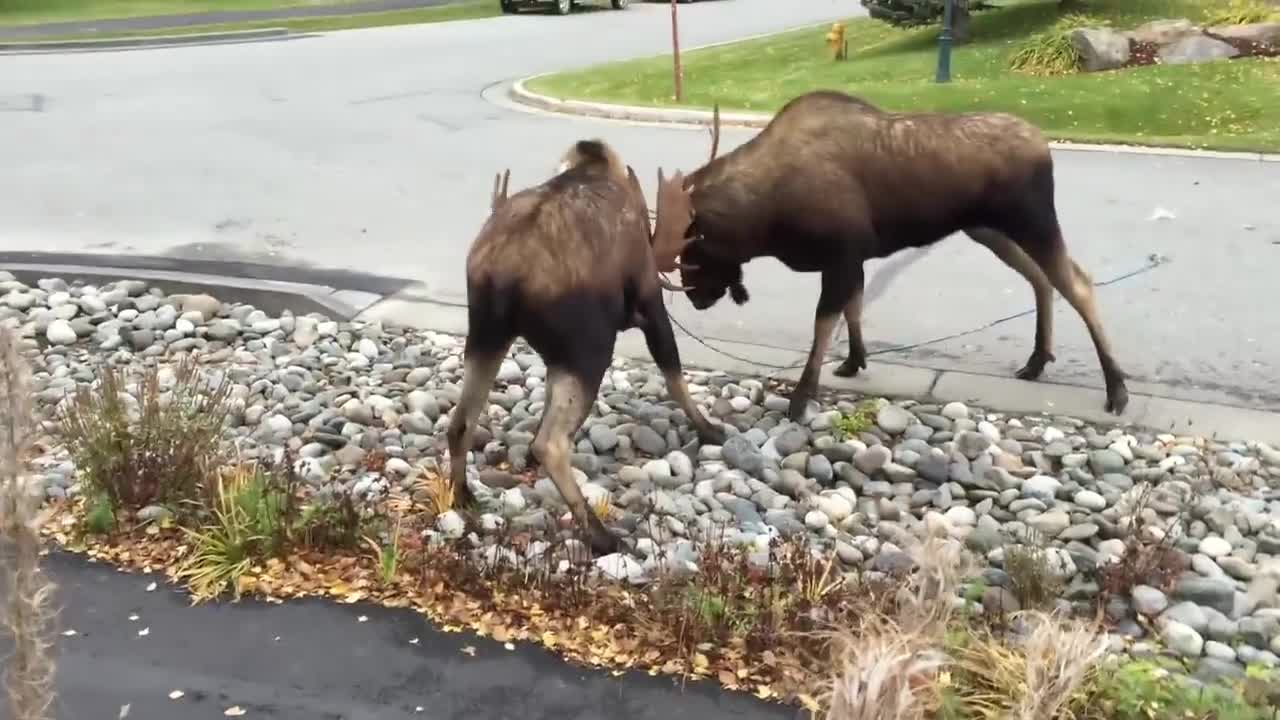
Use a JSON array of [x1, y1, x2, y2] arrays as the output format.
[[1, 0, 1278, 411], [0, 551, 795, 720]]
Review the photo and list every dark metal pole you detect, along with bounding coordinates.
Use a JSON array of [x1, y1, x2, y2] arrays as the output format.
[[671, 0, 683, 102], [935, 0, 954, 83]]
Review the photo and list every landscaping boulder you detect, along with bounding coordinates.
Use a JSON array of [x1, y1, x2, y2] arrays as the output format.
[[1129, 18, 1198, 45], [1071, 27, 1131, 71], [1159, 34, 1241, 65], [1210, 22, 1280, 48]]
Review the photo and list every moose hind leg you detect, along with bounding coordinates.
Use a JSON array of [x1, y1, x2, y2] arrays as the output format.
[[967, 227, 1056, 381], [446, 338, 514, 508], [1028, 236, 1130, 414], [639, 293, 726, 446], [833, 271, 867, 378], [532, 365, 619, 555]]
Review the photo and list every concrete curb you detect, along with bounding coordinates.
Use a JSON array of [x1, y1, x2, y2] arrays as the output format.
[[6, 259, 1278, 444], [508, 76, 1280, 163], [0, 27, 297, 54]]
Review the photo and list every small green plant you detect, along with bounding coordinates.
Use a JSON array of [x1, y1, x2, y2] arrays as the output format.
[[1079, 657, 1273, 720], [1205, 0, 1280, 26], [81, 491, 116, 535], [59, 358, 233, 516], [363, 517, 403, 586], [174, 469, 266, 602], [1008, 14, 1105, 76], [832, 400, 878, 441]]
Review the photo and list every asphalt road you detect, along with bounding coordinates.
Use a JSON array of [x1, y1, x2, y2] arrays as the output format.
[[0, 551, 799, 720], [0, 0, 464, 40], [1, 0, 1278, 411]]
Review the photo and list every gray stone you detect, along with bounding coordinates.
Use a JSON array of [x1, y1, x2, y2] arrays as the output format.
[[1210, 22, 1280, 48], [723, 435, 764, 476], [1174, 576, 1236, 616], [1162, 601, 1209, 634], [1129, 18, 1197, 45], [632, 426, 667, 456], [1159, 34, 1241, 65], [1132, 585, 1169, 616], [875, 404, 913, 435], [854, 445, 892, 475], [1160, 620, 1204, 657], [1071, 27, 1132, 71], [589, 424, 619, 453]]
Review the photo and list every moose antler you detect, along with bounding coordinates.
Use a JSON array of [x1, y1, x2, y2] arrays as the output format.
[[491, 169, 511, 212]]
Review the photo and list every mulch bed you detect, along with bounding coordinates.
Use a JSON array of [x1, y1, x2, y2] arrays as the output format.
[[1123, 34, 1280, 68]]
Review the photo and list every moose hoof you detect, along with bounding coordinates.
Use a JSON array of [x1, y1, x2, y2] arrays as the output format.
[[1105, 384, 1130, 415], [589, 526, 622, 556], [697, 423, 728, 447], [1014, 351, 1055, 381], [833, 356, 866, 378]]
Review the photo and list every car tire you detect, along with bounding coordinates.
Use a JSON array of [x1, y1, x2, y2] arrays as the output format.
[[500, 0, 516, 12], [611, 0, 628, 8], [554, 0, 571, 13]]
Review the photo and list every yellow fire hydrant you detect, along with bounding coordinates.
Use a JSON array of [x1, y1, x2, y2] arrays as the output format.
[[825, 22, 848, 61]]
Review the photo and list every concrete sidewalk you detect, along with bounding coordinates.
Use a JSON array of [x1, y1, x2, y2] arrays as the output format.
[[5, 550, 798, 720]]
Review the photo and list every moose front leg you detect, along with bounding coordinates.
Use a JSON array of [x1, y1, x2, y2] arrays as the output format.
[[789, 265, 863, 422]]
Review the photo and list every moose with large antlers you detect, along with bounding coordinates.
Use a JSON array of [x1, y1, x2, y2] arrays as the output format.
[[651, 89, 1130, 422], [447, 138, 727, 555]]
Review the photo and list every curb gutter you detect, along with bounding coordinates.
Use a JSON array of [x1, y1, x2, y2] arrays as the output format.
[[0, 27, 295, 53], [5, 263, 1279, 445], [508, 76, 1280, 163]]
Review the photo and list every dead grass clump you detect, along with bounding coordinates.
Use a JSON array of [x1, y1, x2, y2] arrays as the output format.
[[1003, 538, 1065, 611], [948, 610, 1108, 720], [0, 327, 58, 720], [820, 537, 975, 720], [57, 358, 234, 520]]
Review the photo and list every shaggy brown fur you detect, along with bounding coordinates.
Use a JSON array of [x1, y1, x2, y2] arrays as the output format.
[[448, 139, 727, 555], [651, 90, 1129, 421]]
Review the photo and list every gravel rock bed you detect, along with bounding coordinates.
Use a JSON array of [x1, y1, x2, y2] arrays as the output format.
[[7, 272, 1280, 681]]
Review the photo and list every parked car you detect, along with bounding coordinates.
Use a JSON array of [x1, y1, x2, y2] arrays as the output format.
[[500, 0, 629, 14]]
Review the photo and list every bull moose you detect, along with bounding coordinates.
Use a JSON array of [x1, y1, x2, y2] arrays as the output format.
[[447, 138, 727, 555], [649, 90, 1130, 421]]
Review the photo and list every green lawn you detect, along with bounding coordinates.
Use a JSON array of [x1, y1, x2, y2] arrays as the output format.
[[527, 0, 1280, 153], [0, 0, 499, 39]]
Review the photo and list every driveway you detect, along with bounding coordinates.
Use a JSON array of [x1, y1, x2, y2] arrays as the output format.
[[1, 0, 1278, 411], [2, 551, 798, 720]]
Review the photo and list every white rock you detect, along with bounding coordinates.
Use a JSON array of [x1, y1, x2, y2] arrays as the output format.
[[45, 320, 76, 346], [595, 553, 647, 584], [1199, 536, 1232, 558], [1023, 475, 1062, 501], [665, 451, 694, 478], [814, 493, 853, 522], [1041, 426, 1065, 444], [436, 510, 466, 539], [642, 460, 672, 483], [805, 510, 830, 531], [500, 488, 526, 514], [358, 338, 379, 359], [941, 402, 969, 420], [1074, 490, 1107, 511], [944, 506, 977, 527]]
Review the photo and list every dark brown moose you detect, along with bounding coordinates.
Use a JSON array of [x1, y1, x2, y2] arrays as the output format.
[[649, 90, 1130, 421], [447, 138, 727, 555]]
